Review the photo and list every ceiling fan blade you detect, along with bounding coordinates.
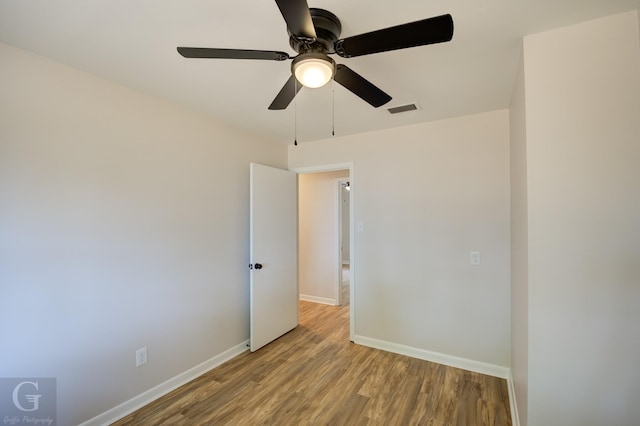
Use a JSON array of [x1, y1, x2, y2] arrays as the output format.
[[274, 0, 317, 40], [333, 64, 391, 108], [334, 14, 453, 58], [177, 47, 290, 61], [268, 75, 303, 110]]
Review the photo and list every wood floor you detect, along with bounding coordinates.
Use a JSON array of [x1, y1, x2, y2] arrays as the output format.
[[113, 300, 511, 425]]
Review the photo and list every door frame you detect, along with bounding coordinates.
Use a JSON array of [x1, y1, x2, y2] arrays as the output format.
[[291, 162, 355, 342]]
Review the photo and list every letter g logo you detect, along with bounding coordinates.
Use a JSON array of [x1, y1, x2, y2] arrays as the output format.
[[12, 381, 42, 412]]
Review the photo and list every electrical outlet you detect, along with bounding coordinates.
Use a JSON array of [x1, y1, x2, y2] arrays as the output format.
[[470, 251, 481, 265], [136, 346, 148, 367]]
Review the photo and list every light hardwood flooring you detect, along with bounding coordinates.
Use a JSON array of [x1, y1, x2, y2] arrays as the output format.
[[113, 299, 511, 425]]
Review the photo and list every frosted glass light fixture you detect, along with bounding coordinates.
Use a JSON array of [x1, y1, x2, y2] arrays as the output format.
[[292, 53, 335, 88]]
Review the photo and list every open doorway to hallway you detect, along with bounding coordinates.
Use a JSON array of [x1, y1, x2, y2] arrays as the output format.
[[293, 162, 355, 341], [298, 169, 351, 316]]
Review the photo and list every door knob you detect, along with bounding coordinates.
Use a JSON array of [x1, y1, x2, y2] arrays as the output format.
[[254, 263, 263, 270]]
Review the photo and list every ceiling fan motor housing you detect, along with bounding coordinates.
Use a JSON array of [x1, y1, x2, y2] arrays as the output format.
[[288, 8, 342, 54]]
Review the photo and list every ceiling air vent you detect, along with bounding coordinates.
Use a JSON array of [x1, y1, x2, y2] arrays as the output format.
[[387, 103, 421, 114]]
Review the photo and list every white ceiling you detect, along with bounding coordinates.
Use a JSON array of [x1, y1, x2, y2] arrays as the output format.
[[1, 0, 638, 144]]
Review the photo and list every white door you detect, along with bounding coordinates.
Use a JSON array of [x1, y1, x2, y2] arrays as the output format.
[[249, 163, 298, 352]]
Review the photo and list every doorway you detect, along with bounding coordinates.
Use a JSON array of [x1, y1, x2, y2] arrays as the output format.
[[338, 178, 350, 306], [294, 163, 354, 341]]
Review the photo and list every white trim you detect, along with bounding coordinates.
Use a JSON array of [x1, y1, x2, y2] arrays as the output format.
[[291, 163, 353, 174], [300, 294, 337, 305], [507, 370, 520, 426], [353, 335, 510, 379], [348, 167, 354, 341], [79, 341, 249, 426]]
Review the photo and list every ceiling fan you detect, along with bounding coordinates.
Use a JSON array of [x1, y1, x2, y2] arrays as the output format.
[[177, 0, 454, 110]]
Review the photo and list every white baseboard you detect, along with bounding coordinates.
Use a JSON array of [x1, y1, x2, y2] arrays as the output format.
[[353, 335, 510, 379], [80, 335, 516, 425], [300, 294, 337, 305], [507, 370, 520, 426], [79, 340, 249, 426]]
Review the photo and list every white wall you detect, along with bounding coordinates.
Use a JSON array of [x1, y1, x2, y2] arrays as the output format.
[[509, 46, 529, 425], [0, 42, 286, 425], [289, 110, 511, 368], [523, 11, 640, 425], [298, 171, 349, 304]]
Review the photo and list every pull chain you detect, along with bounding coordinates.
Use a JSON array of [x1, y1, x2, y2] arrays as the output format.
[[332, 80, 335, 136], [294, 79, 298, 146]]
